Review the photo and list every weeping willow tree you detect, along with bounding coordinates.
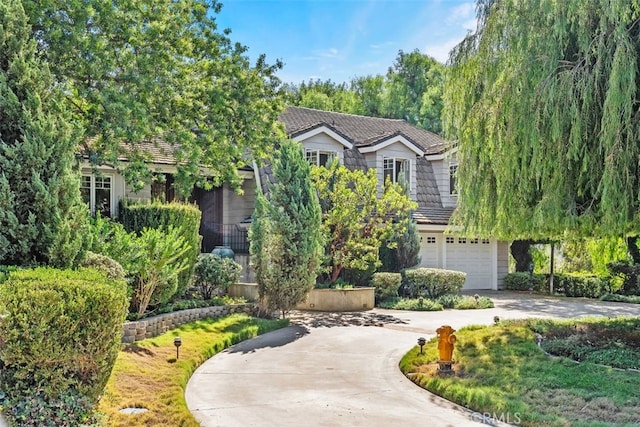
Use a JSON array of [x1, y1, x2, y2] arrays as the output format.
[[444, 0, 640, 240]]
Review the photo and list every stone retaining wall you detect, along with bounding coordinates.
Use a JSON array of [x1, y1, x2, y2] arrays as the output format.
[[121, 304, 257, 343]]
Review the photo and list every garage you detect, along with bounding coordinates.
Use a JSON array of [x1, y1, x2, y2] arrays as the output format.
[[444, 236, 494, 290]]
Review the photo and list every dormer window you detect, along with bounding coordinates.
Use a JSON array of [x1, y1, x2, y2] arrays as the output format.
[[383, 157, 410, 184], [306, 149, 337, 167]]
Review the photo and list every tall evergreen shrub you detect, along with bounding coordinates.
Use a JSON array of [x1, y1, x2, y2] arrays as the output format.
[[0, 0, 89, 267], [118, 200, 201, 297], [250, 140, 323, 317]]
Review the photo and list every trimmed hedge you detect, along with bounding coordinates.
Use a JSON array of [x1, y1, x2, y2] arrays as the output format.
[[119, 200, 202, 297], [503, 272, 546, 291], [371, 272, 401, 302], [555, 273, 610, 298], [403, 268, 466, 298], [0, 268, 128, 425]]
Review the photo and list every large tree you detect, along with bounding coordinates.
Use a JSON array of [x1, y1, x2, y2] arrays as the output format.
[[249, 140, 323, 317], [311, 162, 417, 283], [23, 0, 284, 195], [0, 0, 89, 267], [444, 0, 640, 240]]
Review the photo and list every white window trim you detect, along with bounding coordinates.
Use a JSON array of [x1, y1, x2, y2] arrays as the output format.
[[383, 157, 411, 185], [305, 148, 338, 167], [81, 173, 115, 216], [449, 162, 459, 197]]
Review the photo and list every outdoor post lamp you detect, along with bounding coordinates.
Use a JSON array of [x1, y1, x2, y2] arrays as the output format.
[[174, 337, 182, 359], [417, 337, 426, 354], [418, 296, 424, 307]]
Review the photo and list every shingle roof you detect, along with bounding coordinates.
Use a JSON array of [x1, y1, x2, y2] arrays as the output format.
[[415, 157, 442, 208], [343, 147, 368, 171], [280, 106, 450, 155], [117, 139, 176, 165], [412, 207, 455, 225]]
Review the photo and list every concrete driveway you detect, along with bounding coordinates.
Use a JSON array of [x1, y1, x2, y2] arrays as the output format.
[[186, 292, 640, 427]]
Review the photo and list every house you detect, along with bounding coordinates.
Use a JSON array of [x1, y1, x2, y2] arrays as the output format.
[[80, 106, 510, 290]]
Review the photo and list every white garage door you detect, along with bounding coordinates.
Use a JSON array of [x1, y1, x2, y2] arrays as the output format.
[[445, 237, 493, 290]]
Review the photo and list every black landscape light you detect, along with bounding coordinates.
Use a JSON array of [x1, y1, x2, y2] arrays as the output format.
[[417, 337, 426, 354], [174, 337, 182, 359]]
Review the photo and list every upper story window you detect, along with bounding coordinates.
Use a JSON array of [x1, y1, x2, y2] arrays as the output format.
[[306, 149, 337, 167], [449, 163, 458, 195], [383, 157, 410, 184], [81, 174, 113, 217]]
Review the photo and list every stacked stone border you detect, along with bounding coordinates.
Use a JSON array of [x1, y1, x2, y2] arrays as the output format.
[[121, 304, 258, 343]]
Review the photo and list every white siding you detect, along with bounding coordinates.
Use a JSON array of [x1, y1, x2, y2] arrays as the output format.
[[497, 241, 510, 289], [300, 134, 345, 164], [418, 232, 441, 267], [364, 142, 417, 199]]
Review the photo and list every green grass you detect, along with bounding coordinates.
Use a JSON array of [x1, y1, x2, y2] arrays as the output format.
[[400, 318, 640, 426], [98, 314, 288, 426]]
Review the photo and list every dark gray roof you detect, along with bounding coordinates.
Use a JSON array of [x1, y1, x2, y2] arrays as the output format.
[[415, 157, 442, 208], [280, 106, 450, 155], [412, 207, 455, 225], [343, 148, 368, 171]]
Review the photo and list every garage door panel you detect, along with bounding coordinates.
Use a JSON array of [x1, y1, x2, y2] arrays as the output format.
[[446, 240, 493, 290]]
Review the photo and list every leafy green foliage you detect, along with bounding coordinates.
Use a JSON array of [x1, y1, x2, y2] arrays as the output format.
[[0, 267, 128, 425], [79, 251, 126, 281], [452, 295, 494, 310], [194, 254, 242, 299], [312, 161, 417, 283], [23, 0, 284, 195], [119, 200, 202, 297], [0, 389, 97, 427], [285, 50, 445, 134], [378, 297, 443, 311], [554, 273, 611, 298], [503, 272, 546, 292], [371, 272, 402, 302], [250, 140, 323, 317], [607, 261, 640, 295], [0, 0, 89, 268], [445, 0, 640, 240], [560, 237, 628, 276], [403, 268, 466, 298], [89, 216, 191, 315], [601, 293, 640, 304], [380, 181, 421, 273]]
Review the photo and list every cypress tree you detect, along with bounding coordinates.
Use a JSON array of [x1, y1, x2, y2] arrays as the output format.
[[249, 140, 323, 317], [0, 0, 88, 267]]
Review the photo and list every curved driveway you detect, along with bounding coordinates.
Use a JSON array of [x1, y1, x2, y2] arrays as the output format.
[[186, 292, 640, 427]]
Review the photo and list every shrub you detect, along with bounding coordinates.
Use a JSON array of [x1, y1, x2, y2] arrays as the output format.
[[607, 261, 640, 295], [194, 254, 242, 299], [378, 297, 443, 311], [435, 293, 461, 308], [119, 200, 202, 298], [503, 272, 546, 291], [80, 251, 126, 281], [0, 268, 127, 425], [555, 272, 609, 298], [371, 272, 401, 302], [403, 268, 466, 298], [454, 295, 494, 309], [601, 294, 640, 304]]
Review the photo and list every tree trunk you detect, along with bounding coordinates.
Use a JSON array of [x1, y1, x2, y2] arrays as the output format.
[[510, 239, 534, 272], [627, 236, 640, 265]]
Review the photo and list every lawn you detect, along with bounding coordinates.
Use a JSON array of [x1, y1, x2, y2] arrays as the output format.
[[98, 314, 288, 426], [400, 317, 640, 426]]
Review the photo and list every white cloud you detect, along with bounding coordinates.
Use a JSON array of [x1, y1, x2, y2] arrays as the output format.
[[447, 2, 475, 23], [423, 36, 466, 64], [369, 41, 394, 50], [313, 48, 340, 58]]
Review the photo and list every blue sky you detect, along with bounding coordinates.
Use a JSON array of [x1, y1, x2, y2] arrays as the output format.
[[215, 0, 477, 85]]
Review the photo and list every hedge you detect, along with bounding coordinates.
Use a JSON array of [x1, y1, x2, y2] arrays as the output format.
[[371, 272, 401, 302], [403, 268, 466, 298], [503, 272, 546, 292], [0, 268, 128, 425], [118, 200, 202, 297], [555, 273, 610, 298]]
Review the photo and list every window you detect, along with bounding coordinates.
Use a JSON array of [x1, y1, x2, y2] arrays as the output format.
[[426, 236, 436, 244], [446, 237, 455, 244], [306, 149, 337, 167], [482, 239, 490, 245], [470, 238, 479, 244], [458, 238, 466, 244], [383, 157, 410, 184], [81, 174, 113, 217], [449, 164, 458, 195]]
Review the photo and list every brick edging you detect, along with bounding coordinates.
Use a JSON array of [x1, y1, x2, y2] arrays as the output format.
[[121, 303, 258, 343]]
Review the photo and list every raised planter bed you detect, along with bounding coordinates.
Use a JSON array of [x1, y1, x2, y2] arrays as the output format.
[[295, 287, 375, 312]]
